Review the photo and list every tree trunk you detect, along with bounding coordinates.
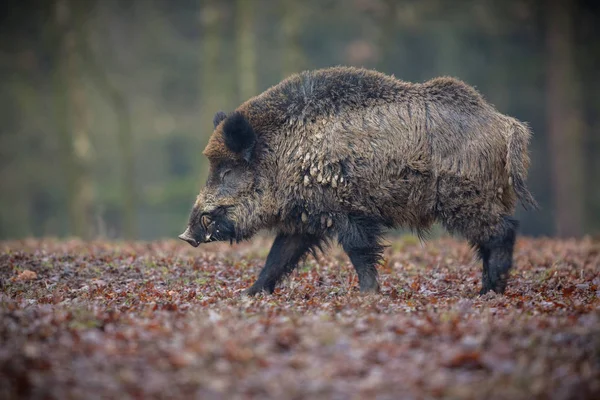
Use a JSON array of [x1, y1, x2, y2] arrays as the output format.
[[55, 0, 94, 238], [235, 0, 257, 102], [199, 0, 225, 182], [76, 23, 137, 239], [115, 95, 136, 239], [377, 0, 397, 73], [546, 0, 584, 237], [281, 0, 305, 77]]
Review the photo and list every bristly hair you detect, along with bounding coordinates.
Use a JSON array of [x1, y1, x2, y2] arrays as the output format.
[[221, 111, 255, 155]]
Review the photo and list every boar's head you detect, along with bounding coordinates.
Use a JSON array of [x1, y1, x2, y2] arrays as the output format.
[[179, 111, 258, 247]]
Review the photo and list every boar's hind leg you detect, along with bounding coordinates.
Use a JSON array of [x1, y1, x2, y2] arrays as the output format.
[[338, 217, 383, 293], [246, 233, 322, 295], [476, 216, 518, 295]]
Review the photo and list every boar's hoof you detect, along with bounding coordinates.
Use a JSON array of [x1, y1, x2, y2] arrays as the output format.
[[479, 283, 506, 296], [244, 284, 274, 296], [359, 280, 380, 294]]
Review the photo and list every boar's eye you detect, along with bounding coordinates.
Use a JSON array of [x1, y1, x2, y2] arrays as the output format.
[[220, 169, 232, 182]]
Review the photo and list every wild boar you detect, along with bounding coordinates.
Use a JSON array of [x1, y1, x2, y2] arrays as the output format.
[[179, 66, 536, 295]]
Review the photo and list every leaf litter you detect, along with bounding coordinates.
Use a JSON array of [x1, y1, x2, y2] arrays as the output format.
[[0, 236, 599, 399]]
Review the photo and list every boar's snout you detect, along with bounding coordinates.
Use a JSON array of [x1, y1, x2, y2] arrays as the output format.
[[178, 228, 199, 247]]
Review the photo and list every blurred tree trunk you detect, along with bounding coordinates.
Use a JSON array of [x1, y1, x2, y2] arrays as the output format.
[[236, 0, 257, 102], [491, 43, 510, 112], [55, 0, 94, 238], [377, 0, 398, 73], [199, 0, 224, 182], [546, 0, 584, 237], [113, 93, 136, 239], [281, 0, 305, 77], [200, 0, 223, 114], [76, 22, 137, 239]]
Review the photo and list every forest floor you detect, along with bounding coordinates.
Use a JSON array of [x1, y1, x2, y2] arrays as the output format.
[[1, 236, 599, 399]]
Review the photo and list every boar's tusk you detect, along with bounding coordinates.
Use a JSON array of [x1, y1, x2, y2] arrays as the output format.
[[204, 221, 216, 242]]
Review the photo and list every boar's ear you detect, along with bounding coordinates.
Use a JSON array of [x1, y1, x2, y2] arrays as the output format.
[[213, 111, 227, 128], [222, 111, 255, 162]]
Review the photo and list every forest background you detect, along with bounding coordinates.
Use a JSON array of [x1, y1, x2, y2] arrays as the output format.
[[1, 0, 599, 240]]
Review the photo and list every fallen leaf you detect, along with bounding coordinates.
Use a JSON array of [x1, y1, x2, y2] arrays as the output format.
[[13, 269, 37, 281]]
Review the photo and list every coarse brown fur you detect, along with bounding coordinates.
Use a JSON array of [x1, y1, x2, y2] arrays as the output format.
[[180, 66, 536, 295]]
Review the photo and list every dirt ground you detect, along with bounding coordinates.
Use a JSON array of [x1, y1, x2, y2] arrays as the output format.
[[1, 236, 599, 399]]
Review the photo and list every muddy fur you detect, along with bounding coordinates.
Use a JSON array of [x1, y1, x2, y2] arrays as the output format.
[[182, 66, 536, 295]]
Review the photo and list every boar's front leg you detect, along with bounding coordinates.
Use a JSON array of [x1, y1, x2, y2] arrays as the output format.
[[338, 216, 383, 293], [246, 233, 322, 295]]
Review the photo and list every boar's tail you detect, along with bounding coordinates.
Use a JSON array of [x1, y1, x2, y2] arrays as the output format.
[[507, 119, 538, 210]]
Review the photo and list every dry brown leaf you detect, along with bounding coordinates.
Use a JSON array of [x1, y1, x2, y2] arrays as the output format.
[[13, 269, 37, 281]]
